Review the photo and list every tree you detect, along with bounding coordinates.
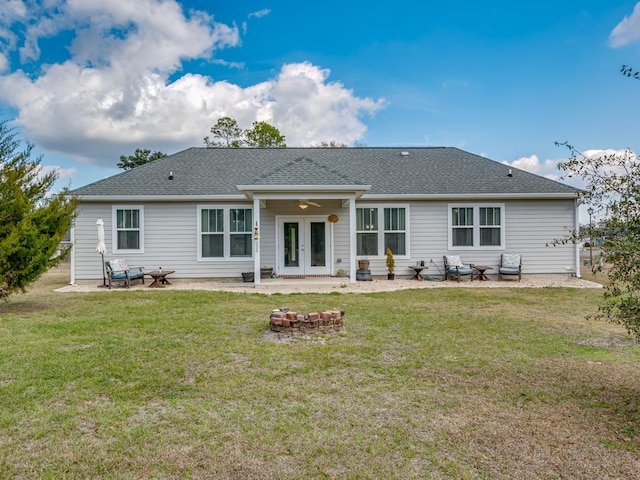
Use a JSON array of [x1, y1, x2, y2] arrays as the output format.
[[621, 64, 640, 80], [244, 121, 286, 148], [555, 142, 640, 338], [315, 141, 348, 148], [117, 148, 166, 170], [0, 121, 78, 300], [203, 116, 244, 147]]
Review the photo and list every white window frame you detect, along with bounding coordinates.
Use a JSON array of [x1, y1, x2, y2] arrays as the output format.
[[447, 203, 505, 250], [197, 205, 254, 261], [112, 205, 144, 254], [356, 207, 379, 257], [355, 204, 410, 258]]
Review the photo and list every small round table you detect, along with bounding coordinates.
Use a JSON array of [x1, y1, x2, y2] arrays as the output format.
[[471, 265, 492, 281], [408, 265, 427, 280]]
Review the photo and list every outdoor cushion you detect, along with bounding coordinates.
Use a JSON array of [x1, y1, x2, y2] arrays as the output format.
[[499, 267, 520, 275], [447, 266, 473, 275], [109, 258, 128, 274], [501, 254, 521, 269], [444, 255, 463, 267]]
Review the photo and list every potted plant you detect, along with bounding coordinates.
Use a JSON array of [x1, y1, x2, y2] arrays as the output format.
[[336, 268, 347, 278], [241, 271, 254, 282], [260, 265, 274, 279], [385, 247, 395, 280], [357, 258, 370, 271]]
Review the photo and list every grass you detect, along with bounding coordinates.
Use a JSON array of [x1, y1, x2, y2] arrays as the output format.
[[1, 268, 639, 479]]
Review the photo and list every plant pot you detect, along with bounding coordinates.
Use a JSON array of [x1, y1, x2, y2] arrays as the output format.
[[387, 273, 395, 280], [260, 268, 273, 279], [358, 260, 370, 270], [241, 272, 254, 283]]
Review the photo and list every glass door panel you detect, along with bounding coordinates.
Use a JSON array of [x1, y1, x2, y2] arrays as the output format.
[[279, 217, 330, 276], [284, 222, 299, 267], [310, 222, 326, 267]]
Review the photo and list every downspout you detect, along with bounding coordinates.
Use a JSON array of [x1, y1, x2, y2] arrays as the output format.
[[69, 224, 76, 285], [574, 198, 581, 278]]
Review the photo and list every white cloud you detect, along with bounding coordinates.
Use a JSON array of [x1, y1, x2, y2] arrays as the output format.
[[609, 2, 640, 48], [0, 0, 28, 63], [248, 9, 271, 19], [502, 154, 562, 181], [502, 148, 637, 192], [40, 164, 77, 180], [0, 1, 382, 167]]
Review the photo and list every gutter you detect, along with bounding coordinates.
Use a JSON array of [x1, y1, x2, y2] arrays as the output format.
[[361, 193, 579, 200]]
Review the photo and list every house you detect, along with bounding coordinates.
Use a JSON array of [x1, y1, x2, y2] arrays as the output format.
[[69, 147, 581, 284]]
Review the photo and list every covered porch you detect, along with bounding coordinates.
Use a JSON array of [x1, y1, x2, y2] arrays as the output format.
[[239, 184, 370, 285]]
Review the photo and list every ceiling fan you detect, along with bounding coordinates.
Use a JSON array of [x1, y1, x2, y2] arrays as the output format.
[[298, 200, 321, 209]]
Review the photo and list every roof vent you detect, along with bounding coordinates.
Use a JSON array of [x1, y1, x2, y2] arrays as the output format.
[[168, 171, 174, 180], [401, 151, 410, 157], [507, 169, 513, 177]]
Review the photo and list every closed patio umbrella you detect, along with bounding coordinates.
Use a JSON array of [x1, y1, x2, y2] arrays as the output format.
[[96, 218, 107, 287]]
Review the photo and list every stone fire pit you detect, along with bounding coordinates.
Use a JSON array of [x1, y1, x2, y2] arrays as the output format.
[[269, 307, 345, 334]]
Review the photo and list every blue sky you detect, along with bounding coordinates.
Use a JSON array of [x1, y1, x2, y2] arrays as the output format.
[[1, 0, 639, 200]]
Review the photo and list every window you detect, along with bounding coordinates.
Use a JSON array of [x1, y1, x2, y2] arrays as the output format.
[[384, 207, 406, 255], [198, 206, 253, 260], [201, 208, 224, 257], [451, 207, 473, 247], [449, 204, 504, 249], [230, 208, 252, 257], [113, 206, 143, 253], [356, 205, 409, 257], [356, 207, 378, 256], [479, 207, 501, 246]]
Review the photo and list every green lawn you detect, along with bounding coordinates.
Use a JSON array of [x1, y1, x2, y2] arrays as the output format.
[[1, 270, 639, 479]]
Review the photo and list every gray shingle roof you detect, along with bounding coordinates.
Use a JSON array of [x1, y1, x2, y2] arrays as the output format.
[[72, 147, 579, 198]]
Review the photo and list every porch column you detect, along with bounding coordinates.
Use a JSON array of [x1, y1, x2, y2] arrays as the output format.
[[253, 197, 261, 285], [349, 198, 357, 283]]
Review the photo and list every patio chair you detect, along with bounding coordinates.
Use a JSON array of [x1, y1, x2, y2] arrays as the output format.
[[499, 253, 522, 281], [105, 258, 145, 288], [443, 255, 474, 282]]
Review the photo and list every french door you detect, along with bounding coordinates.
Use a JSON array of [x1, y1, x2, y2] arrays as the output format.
[[278, 216, 330, 276]]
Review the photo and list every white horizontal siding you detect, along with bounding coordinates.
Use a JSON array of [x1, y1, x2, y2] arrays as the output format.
[[72, 198, 577, 281], [404, 200, 576, 276]]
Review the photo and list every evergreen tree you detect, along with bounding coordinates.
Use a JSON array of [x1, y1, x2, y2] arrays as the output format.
[[0, 121, 78, 300], [117, 148, 166, 170], [244, 121, 286, 148], [203, 116, 244, 147]]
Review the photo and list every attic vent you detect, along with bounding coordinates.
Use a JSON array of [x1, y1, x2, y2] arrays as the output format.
[[401, 151, 410, 157]]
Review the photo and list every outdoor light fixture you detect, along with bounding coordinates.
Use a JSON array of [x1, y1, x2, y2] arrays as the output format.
[[298, 200, 321, 209]]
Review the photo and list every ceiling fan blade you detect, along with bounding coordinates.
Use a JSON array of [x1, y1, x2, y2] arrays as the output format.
[[306, 201, 322, 207]]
